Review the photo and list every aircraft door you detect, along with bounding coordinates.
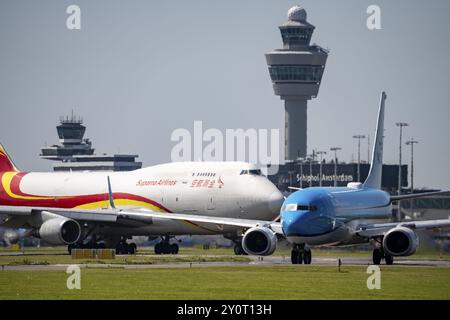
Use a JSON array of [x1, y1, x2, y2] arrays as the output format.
[[207, 189, 216, 211]]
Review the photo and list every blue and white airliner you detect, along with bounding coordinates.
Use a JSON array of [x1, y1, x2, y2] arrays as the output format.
[[254, 91, 450, 264]]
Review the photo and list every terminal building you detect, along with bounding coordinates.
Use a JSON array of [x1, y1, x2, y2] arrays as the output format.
[[269, 161, 408, 193], [40, 114, 142, 172]]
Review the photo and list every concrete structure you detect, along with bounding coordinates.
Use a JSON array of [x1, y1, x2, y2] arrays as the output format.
[[265, 6, 328, 161], [40, 114, 142, 172]]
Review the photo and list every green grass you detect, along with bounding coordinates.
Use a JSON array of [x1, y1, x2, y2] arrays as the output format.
[[0, 266, 449, 299]]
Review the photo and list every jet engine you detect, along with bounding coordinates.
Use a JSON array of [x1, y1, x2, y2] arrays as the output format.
[[38, 218, 81, 245], [383, 226, 419, 256], [242, 227, 277, 256]]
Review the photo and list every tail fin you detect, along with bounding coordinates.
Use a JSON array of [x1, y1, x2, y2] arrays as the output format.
[[0, 144, 19, 172], [363, 91, 386, 189]]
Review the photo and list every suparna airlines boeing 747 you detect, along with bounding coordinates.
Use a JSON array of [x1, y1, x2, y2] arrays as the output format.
[[0, 149, 283, 254]]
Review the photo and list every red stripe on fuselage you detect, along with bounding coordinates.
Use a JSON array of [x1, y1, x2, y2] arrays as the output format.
[[0, 172, 171, 212]]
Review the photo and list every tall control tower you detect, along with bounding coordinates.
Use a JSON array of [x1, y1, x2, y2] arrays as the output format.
[[265, 5, 328, 161]]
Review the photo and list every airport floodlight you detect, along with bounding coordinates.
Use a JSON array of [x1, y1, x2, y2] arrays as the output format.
[[406, 139, 419, 216], [330, 147, 342, 187], [352, 135, 366, 182], [395, 122, 409, 221], [316, 150, 327, 186]]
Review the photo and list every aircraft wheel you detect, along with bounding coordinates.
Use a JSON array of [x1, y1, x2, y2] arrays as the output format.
[[303, 249, 312, 264], [67, 244, 75, 255], [372, 248, 382, 265], [116, 242, 131, 254], [291, 249, 303, 264], [170, 244, 179, 254], [234, 243, 244, 255], [128, 242, 137, 254], [154, 243, 162, 255], [385, 253, 394, 265]]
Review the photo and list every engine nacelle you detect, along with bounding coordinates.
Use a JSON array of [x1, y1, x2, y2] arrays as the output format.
[[38, 218, 81, 245], [242, 227, 277, 256], [383, 226, 419, 256]]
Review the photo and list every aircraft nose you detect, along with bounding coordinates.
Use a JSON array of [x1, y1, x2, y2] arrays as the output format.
[[268, 190, 284, 214]]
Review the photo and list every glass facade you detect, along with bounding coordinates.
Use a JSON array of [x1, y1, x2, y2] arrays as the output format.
[[57, 125, 85, 141], [280, 27, 313, 46], [269, 65, 324, 82]]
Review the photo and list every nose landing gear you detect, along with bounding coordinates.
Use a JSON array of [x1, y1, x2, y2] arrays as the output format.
[[291, 244, 312, 264]]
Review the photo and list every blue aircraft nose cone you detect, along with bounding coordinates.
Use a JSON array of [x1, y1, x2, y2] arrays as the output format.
[[282, 211, 309, 236], [282, 210, 334, 237]]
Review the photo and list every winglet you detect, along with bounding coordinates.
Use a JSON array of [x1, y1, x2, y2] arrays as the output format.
[[107, 176, 116, 209], [363, 91, 386, 189]]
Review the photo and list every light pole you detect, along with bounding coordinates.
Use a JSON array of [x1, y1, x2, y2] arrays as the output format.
[[330, 147, 342, 187], [406, 139, 418, 216], [298, 158, 304, 189], [367, 134, 370, 164], [316, 151, 327, 187], [353, 135, 366, 182], [395, 122, 408, 220], [307, 154, 314, 187]]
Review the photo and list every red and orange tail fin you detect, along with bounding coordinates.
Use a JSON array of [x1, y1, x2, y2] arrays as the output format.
[[0, 144, 19, 172]]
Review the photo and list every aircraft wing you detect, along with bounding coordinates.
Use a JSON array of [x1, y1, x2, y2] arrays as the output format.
[[390, 190, 450, 202], [0, 205, 282, 233], [356, 219, 450, 238]]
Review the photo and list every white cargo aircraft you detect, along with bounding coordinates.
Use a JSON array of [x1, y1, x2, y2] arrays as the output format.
[[0, 150, 283, 254]]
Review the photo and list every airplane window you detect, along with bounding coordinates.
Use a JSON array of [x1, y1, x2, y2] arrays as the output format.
[[285, 204, 298, 211], [282, 204, 317, 212], [298, 205, 318, 211], [249, 169, 262, 175]]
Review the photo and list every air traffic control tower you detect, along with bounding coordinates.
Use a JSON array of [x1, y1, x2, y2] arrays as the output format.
[[265, 6, 328, 161]]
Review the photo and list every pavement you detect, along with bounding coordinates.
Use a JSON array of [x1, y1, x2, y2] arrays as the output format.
[[2, 255, 450, 271]]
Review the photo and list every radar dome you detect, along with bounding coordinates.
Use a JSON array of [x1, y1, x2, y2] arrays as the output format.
[[287, 5, 307, 22]]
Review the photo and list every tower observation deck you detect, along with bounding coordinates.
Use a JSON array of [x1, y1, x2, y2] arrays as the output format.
[[265, 5, 328, 161]]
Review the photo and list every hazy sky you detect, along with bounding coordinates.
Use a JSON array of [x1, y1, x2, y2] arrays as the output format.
[[0, 0, 449, 189]]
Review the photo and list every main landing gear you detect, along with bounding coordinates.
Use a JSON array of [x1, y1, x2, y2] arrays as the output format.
[[291, 244, 312, 264], [233, 240, 248, 256], [372, 247, 394, 265], [154, 236, 179, 255], [116, 241, 137, 255]]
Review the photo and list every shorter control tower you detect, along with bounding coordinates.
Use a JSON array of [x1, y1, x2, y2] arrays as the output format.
[[40, 114, 142, 172], [41, 114, 94, 160], [265, 5, 328, 161]]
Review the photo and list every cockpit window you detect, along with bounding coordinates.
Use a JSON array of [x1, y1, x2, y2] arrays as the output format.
[[281, 204, 318, 212], [240, 169, 262, 176]]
